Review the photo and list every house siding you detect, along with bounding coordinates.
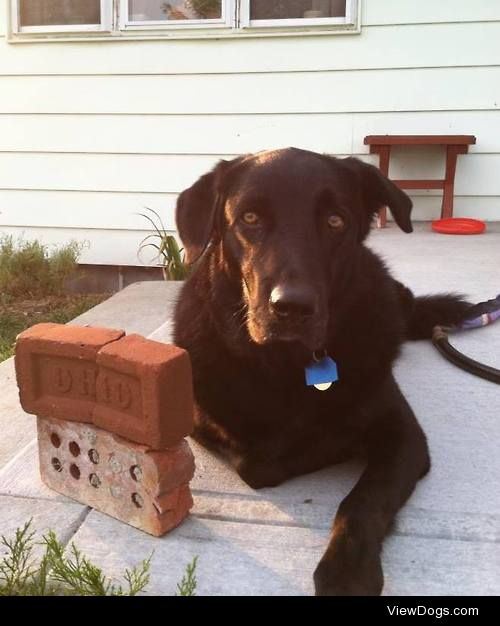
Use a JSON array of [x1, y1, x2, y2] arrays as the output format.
[[1, 0, 499, 265]]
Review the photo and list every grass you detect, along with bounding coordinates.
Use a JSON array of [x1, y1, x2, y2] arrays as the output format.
[[0, 520, 198, 596], [0, 294, 109, 362]]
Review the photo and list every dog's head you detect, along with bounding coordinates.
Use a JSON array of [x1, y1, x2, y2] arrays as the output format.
[[176, 148, 412, 352]]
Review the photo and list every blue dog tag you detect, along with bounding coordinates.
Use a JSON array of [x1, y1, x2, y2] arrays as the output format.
[[305, 356, 339, 391]]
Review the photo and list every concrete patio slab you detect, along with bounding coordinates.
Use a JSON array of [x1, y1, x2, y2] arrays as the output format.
[[67, 509, 498, 596], [0, 494, 87, 557], [70, 280, 182, 336], [0, 358, 37, 468], [0, 439, 73, 503], [1, 222, 499, 595]]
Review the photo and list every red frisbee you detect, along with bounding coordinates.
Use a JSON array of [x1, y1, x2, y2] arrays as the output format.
[[432, 218, 486, 235]]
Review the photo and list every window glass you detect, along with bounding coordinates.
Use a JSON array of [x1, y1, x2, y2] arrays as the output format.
[[250, 0, 346, 20], [19, 0, 101, 26], [128, 0, 222, 21]]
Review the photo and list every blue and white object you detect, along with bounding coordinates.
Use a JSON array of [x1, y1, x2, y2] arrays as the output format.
[[305, 355, 339, 391]]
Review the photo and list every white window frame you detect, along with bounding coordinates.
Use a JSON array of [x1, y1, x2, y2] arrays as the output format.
[[119, 0, 233, 31], [240, 0, 357, 30], [11, 0, 112, 34], [9, 0, 359, 40]]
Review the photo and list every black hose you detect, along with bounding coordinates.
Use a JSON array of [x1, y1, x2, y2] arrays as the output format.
[[432, 326, 500, 385]]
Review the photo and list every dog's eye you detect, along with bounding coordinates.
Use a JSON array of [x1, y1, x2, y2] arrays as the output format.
[[241, 211, 260, 225], [327, 214, 345, 230]]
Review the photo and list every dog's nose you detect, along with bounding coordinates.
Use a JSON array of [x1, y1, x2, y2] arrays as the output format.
[[269, 285, 316, 319]]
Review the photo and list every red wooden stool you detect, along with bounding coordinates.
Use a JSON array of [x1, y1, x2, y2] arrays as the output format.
[[364, 135, 476, 227]]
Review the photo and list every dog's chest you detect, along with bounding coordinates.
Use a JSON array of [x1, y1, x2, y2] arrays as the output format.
[[195, 354, 363, 439]]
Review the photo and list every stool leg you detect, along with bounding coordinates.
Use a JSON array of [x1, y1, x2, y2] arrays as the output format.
[[442, 146, 460, 219], [377, 146, 391, 227]]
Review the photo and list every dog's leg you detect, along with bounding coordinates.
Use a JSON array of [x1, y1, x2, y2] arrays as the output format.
[[235, 439, 353, 489], [314, 395, 430, 596]]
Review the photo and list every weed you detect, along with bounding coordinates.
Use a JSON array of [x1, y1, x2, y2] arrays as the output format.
[[137, 208, 190, 280], [0, 520, 198, 596], [0, 236, 85, 298]]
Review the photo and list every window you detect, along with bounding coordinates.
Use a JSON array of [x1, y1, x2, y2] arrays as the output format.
[[251, 0, 346, 19], [10, 0, 358, 38], [12, 1, 112, 33], [241, 0, 354, 28], [121, 0, 231, 29]]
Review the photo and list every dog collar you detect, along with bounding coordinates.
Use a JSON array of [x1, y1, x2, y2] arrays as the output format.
[[305, 350, 339, 391]]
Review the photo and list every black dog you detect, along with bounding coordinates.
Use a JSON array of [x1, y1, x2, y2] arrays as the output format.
[[173, 148, 469, 595]]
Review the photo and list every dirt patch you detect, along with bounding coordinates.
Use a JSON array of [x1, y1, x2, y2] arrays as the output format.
[[0, 293, 110, 362]]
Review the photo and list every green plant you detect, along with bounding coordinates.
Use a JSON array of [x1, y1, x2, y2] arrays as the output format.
[[0, 520, 198, 596], [0, 520, 42, 595], [44, 532, 151, 596], [0, 520, 150, 596], [176, 556, 198, 596], [138, 207, 191, 280], [0, 236, 86, 298]]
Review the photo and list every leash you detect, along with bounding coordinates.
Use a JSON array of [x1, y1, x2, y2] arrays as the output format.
[[432, 294, 500, 384]]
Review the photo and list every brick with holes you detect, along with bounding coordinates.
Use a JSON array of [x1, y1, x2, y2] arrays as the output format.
[[93, 334, 194, 448], [37, 416, 195, 536], [15, 323, 124, 423]]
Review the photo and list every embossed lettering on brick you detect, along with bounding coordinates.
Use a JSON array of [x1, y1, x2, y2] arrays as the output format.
[[15, 323, 124, 422], [94, 334, 194, 449]]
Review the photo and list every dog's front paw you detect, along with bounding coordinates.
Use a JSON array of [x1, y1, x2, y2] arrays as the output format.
[[313, 548, 383, 596]]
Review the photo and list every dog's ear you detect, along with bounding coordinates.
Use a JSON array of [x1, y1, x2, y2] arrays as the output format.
[[176, 159, 236, 264], [342, 157, 413, 233]]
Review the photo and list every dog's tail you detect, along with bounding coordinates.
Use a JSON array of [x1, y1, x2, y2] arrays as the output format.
[[395, 282, 471, 340]]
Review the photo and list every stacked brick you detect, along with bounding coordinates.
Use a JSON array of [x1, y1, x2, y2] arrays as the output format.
[[14, 323, 195, 537]]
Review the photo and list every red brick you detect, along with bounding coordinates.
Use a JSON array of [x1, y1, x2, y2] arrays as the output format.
[[37, 416, 194, 537], [142, 441, 195, 495], [93, 334, 194, 448], [150, 485, 193, 536], [15, 323, 124, 423]]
